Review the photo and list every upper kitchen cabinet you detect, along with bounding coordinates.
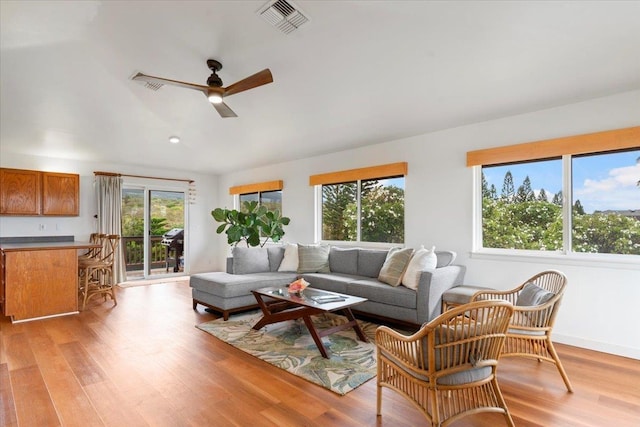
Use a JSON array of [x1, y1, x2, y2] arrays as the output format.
[[0, 168, 79, 216], [0, 168, 41, 215], [42, 172, 79, 216]]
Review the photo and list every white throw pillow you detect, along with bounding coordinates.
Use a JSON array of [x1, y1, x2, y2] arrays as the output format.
[[402, 245, 437, 290], [277, 243, 299, 272]]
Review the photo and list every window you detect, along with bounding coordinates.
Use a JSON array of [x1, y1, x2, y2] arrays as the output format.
[[311, 163, 407, 244], [229, 180, 283, 212], [238, 190, 282, 212], [469, 126, 640, 258], [481, 158, 563, 251], [571, 150, 640, 255]]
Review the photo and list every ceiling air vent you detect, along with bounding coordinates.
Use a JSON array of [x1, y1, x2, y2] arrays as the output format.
[[257, 0, 309, 34]]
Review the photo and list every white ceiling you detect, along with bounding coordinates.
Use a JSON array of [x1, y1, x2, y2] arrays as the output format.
[[1, 1, 639, 175]]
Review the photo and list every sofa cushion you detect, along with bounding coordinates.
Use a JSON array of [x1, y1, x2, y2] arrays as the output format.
[[516, 282, 554, 307], [277, 243, 299, 272], [357, 249, 389, 278], [297, 244, 331, 273], [402, 245, 437, 290], [190, 272, 297, 298], [347, 278, 417, 309], [300, 273, 352, 294], [435, 250, 457, 268], [267, 246, 285, 272], [329, 247, 359, 275], [232, 247, 270, 274], [378, 247, 414, 287]]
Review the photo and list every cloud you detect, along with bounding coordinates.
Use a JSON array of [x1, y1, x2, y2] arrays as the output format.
[[578, 164, 640, 195], [575, 164, 640, 212]]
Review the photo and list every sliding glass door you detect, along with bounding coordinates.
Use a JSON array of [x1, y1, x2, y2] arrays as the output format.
[[121, 185, 186, 280]]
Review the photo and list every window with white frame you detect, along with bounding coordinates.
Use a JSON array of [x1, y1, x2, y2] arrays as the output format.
[[229, 180, 283, 213], [311, 163, 407, 244], [471, 127, 640, 257], [238, 190, 282, 213]]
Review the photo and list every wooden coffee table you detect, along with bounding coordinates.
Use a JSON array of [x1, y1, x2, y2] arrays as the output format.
[[251, 286, 368, 358]]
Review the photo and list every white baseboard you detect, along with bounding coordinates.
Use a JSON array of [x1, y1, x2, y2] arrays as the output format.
[[553, 333, 640, 360]]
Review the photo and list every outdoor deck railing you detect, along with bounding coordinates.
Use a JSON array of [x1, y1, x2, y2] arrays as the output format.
[[122, 236, 174, 271]]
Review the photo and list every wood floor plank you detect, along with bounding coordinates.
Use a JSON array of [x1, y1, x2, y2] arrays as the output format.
[[3, 332, 36, 371], [59, 341, 107, 386], [1, 280, 638, 427], [0, 363, 18, 427], [10, 365, 60, 426], [25, 323, 103, 427]]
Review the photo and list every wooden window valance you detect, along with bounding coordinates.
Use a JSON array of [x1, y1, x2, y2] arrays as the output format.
[[466, 126, 640, 167], [309, 162, 408, 186], [93, 171, 193, 183], [229, 180, 283, 195]]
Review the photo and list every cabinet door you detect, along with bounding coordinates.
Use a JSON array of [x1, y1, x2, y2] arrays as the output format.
[[4, 249, 78, 320], [0, 168, 41, 215], [0, 251, 5, 313], [42, 172, 79, 216]]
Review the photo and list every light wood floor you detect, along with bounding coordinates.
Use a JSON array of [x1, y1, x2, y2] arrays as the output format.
[[1, 281, 638, 426]]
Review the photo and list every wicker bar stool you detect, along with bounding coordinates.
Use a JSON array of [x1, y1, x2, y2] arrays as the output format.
[[78, 234, 120, 309]]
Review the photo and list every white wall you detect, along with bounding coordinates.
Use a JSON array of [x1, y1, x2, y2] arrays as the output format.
[[0, 154, 220, 274], [217, 90, 640, 359], [2, 90, 638, 358]]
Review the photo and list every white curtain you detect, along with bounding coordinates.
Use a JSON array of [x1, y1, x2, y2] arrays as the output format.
[[96, 175, 126, 284]]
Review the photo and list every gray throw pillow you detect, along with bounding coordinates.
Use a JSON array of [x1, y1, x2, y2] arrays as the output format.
[[267, 246, 285, 272], [378, 247, 414, 287], [297, 244, 331, 273], [232, 247, 270, 274], [516, 282, 555, 307]]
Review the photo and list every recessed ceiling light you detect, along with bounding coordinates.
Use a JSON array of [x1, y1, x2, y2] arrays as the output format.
[[169, 136, 180, 144]]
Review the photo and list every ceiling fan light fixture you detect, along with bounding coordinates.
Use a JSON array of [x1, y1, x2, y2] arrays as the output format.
[[208, 93, 223, 104], [168, 136, 180, 144]]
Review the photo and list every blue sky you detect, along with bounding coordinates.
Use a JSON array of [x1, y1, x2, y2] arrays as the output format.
[[483, 149, 640, 213]]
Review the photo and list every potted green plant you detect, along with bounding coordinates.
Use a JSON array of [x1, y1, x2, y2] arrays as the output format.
[[211, 201, 291, 247]]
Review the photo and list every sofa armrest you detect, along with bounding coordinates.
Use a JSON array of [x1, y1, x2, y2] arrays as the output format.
[[416, 265, 466, 324]]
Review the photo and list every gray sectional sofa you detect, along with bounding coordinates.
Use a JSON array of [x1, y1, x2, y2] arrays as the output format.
[[190, 245, 466, 326]]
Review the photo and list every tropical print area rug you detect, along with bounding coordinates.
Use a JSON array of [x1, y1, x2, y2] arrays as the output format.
[[196, 311, 379, 395]]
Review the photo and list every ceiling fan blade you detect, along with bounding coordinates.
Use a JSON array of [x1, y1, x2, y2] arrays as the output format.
[[223, 69, 273, 97], [212, 101, 238, 118], [132, 72, 209, 94]]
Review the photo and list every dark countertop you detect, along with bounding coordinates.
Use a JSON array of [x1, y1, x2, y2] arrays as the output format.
[[0, 241, 98, 252]]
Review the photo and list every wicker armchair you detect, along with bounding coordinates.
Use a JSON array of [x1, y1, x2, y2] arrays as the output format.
[[376, 300, 515, 427], [470, 270, 572, 392]]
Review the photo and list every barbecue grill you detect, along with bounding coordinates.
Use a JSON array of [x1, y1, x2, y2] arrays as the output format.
[[161, 228, 184, 272]]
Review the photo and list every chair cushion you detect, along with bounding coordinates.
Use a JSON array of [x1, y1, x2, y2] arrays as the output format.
[[380, 347, 492, 386], [516, 282, 554, 307], [232, 247, 270, 274], [297, 244, 330, 273], [437, 366, 493, 385], [378, 247, 414, 287]]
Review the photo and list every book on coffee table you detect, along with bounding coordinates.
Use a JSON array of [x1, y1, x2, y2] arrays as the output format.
[[311, 295, 346, 304]]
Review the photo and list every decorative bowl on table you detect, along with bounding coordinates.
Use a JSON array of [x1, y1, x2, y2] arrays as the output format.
[[288, 278, 309, 295]]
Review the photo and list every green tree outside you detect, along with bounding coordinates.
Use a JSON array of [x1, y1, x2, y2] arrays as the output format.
[[482, 171, 640, 254]]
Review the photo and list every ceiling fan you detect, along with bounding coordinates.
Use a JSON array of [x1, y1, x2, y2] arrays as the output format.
[[132, 59, 273, 118]]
